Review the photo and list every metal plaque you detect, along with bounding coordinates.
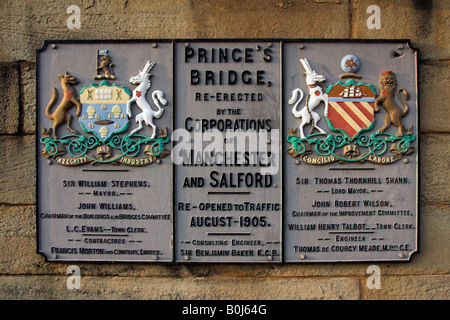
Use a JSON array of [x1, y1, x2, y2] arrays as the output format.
[[283, 41, 418, 262], [37, 41, 173, 262], [36, 39, 419, 264], [173, 41, 282, 262]]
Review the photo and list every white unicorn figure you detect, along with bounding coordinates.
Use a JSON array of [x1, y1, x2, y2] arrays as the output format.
[[126, 61, 167, 138], [289, 58, 328, 139]]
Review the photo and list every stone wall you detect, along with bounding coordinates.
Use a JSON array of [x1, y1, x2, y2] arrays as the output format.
[[0, 0, 448, 300]]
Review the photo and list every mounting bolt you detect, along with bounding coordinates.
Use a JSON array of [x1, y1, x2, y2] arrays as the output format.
[[295, 160, 301, 165], [403, 158, 409, 164], [152, 255, 158, 260], [152, 43, 158, 48], [299, 44, 305, 50], [267, 255, 273, 261], [47, 159, 52, 165], [156, 159, 161, 164], [184, 255, 190, 261], [51, 44, 57, 49], [300, 254, 306, 260], [398, 253, 405, 259]]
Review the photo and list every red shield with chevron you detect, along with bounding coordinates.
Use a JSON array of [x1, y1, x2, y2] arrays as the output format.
[[326, 79, 377, 139]]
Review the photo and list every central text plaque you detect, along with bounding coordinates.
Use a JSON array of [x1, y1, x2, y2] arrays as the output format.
[[173, 41, 282, 263]]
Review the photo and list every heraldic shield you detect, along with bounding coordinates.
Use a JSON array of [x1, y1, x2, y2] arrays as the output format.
[[79, 81, 131, 142], [326, 79, 376, 139]]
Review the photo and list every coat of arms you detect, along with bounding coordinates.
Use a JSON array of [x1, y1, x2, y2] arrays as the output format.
[[40, 52, 170, 167], [287, 55, 415, 165]]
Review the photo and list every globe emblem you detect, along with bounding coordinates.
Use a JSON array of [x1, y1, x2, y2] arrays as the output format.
[[341, 54, 360, 74]]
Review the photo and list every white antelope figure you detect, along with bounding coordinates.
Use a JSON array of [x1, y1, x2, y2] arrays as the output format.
[[289, 58, 329, 139], [126, 61, 167, 138]]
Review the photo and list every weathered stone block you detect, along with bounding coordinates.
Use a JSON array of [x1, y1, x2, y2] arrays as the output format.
[[412, 205, 450, 272], [0, 275, 361, 300], [419, 61, 450, 133], [21, 63, 36, 134], [420, 134, 450, 205], [0, 135, 36, 204], [353, 0, 450, 61], [361, 275, 450, 300], [0, 63, 20, 134], [0, 205, 39, 274], [0, 205, 35, 238]]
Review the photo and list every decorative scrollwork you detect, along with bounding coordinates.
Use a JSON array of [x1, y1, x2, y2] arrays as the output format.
[[121, 134, 142, 158], [40, 131, 170, 166], [286, 135, 308, 155], [315, 134, 335, 156], [41, 134, 102, 157], [287, 130, 415, 165]]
